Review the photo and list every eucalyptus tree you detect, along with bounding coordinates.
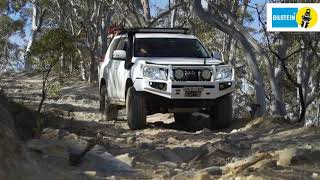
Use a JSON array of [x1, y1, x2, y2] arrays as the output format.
[[117, 0, 183, 28], [194, 0, 300, 118], [0, 0, 25, 74], [193, 0, 267, 117], [25, 0, 47, 71], [66, 0, 117, 82], [254, 1, 320, 122], [65, 0, 184, 82], [266, 34, 320, 123]]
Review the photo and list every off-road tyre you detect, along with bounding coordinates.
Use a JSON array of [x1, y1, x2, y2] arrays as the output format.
[[209, 93, 233, 129], [99, 85, 118, 121], [126, 87, 147, 130]]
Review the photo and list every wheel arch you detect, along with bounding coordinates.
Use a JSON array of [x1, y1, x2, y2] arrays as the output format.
[[125, 78, 134, 100], [100, 78, 106, 93]]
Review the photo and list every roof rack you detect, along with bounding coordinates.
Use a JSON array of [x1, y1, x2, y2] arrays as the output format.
[[119, 28, 189, 35]]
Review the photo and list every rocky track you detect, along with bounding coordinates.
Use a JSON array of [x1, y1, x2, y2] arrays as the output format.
[[1, 72, 320, 180]]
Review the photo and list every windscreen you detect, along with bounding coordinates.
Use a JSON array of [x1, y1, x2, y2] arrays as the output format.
[[134, 38, 210, 58]]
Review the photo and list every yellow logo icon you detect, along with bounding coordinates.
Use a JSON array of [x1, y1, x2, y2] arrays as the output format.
[[296, 7, 318, 28]]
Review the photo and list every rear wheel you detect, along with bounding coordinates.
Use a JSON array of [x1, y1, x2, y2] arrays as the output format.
[[99, 85, 118, 121], [209, 94, 233, 129], [126, 87, 147, 130]]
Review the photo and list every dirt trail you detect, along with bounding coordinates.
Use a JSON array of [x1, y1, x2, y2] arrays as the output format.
[[1, 72, 320, 180]]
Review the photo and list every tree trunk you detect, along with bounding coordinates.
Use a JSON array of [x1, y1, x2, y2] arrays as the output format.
[[25, 3, 38, 71], [141, 0, 151, 25], [101, 7, 115, 56], [80, 60, 87, 81], [297, 50, 306, 121], [229, 39, 237, 65], [228, 0, 247, 65], [273, 37, 288, 116], [77, 48, 87, 81], [25, 3, 46, 71], [88, 50, 97, 83], [241, 40, 266, 117], [193, 0, 266, 116], [170, 0, 177, 28], [59, 49, 65, 81]]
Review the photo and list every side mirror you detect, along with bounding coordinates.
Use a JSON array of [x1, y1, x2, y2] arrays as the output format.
[[212, 51, 223, 61], [113, 50, 126, 60]]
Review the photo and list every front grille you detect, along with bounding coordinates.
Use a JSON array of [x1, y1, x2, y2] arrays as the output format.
[[173, 69, 211, 81]]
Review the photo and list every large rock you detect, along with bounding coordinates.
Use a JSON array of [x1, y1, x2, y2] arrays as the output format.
[[277, 148, 296, 166], [27, 139, 69, 160], [0, 103, 19, 161], [63, 133, 89, 163], [172, 170, 214, 180], [137, 147, 205, 165], [0, 100, 46, 179], [194, 171, 211, 180], [27, 131, 90, 166], [0, 94, 37, 140], [116, 153, 134, 167], [80, 145, 136, 175], [0, 94, 90, 180], [40, 128, 66, 140]]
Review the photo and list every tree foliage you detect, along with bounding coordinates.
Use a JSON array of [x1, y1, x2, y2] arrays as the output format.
[[30, 28, 76, 67], [30, 28, 77, 114]]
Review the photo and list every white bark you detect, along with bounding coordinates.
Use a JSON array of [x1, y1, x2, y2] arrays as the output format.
[[68, 0, 109, 82], [141, 0, 151, 23], [170, 0, 177, 28], [25, 2, 46, 71], [272, 37, 288, 116]]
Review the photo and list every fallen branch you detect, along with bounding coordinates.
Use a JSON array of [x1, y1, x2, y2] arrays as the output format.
[[228, 153, 271, 175]]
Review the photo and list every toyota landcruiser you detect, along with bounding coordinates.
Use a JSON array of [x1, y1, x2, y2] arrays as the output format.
[[99, 28, 235, 130]]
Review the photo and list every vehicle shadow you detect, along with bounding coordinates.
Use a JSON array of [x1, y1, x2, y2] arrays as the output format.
[[147, 114, 250, 133]]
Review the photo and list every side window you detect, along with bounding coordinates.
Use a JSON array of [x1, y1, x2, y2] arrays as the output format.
[[116, 37, 129, 51], [108, 38, 120, 59]]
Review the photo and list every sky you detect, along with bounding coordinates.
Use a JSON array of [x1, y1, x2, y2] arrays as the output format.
[[150, 0, 168, 15], [9, 0, 266, 48], [8, 6, 31, 47]]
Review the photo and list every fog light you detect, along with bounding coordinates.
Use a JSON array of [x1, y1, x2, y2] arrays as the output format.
[[149, 82, 167, 91], [201, 69, 212, 80], [158, 83, 165, 90], [219, 82, 232, 90], [174, 69, 184, 80]]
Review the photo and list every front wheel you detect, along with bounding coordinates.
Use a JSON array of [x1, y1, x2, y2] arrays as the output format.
[[126, 87, 147, 130], [99, 85, 118, 121], [209, 94, 233, 129]]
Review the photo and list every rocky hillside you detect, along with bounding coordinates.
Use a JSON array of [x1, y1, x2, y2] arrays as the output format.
[[0, 72, 320, 180]]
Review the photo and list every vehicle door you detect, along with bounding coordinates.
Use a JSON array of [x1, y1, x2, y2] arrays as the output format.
[[105, 38, 120, 101], [114, 37, 129, 102]]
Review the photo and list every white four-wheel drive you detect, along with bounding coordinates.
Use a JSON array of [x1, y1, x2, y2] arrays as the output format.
[[99, 28, 235, 130]]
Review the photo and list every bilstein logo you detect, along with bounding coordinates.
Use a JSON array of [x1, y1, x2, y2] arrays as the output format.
[[296, 7, 318, 28], [272, 8, 298, 28], [272, 7, 318, 28], [267, 3, 320, 32]]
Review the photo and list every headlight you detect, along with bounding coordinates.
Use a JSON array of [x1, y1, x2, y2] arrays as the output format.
[[143, 66, 168, 80], [174, 69, 184, 80], [215, 66, 233, 81], [201, 69, 212, 80]]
